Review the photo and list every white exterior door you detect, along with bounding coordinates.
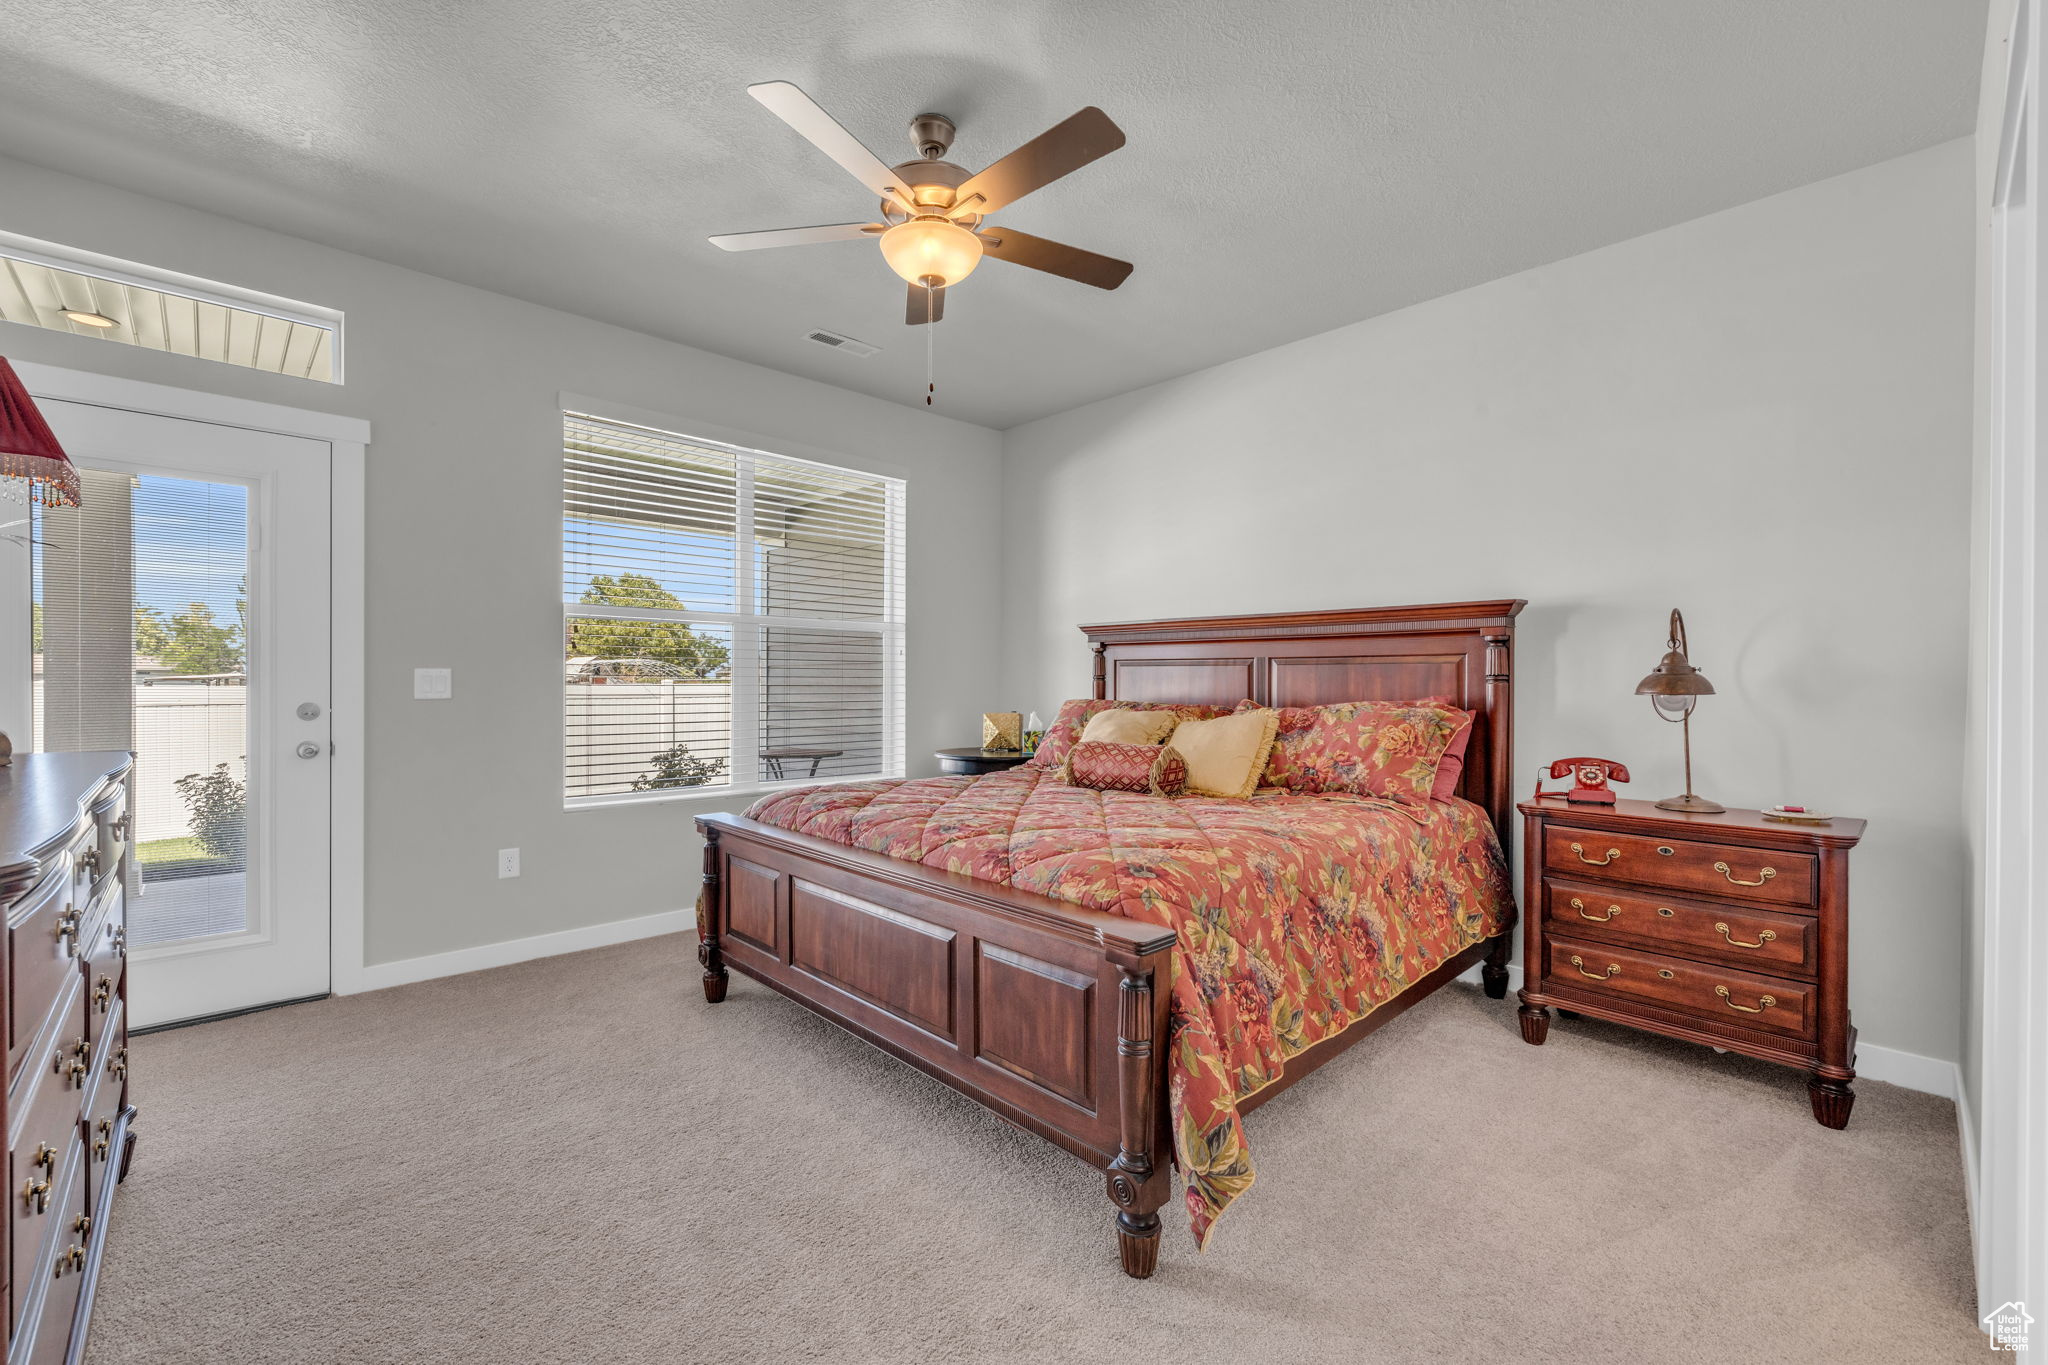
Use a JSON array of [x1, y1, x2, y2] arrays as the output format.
[[9, 399, 331, 1027]]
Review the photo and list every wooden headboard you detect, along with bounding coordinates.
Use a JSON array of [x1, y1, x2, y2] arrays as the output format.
[[1081, 600, 1526, 843]]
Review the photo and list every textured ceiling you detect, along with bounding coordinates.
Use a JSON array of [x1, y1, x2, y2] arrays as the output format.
[[0, 1, 1987, 428]]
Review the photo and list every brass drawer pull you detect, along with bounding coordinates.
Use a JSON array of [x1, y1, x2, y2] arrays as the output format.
[[1713, 860, 1776, 887], [109, 1046, 129, 1081], [52, 1244, 84, 1278], [1715, 985, 1776, 1014], [1714, 922, 1777, 949], [73, 1213, 91, 1238], [20, 1180, 49, 1215], [76, 847, 100, 879], [94, 975, 114, 1013], [1568, 954, 1620, 980], [1656, 845, 1675, 856], [93, 1119, 113, 1162], [109, 815, 128, 840], [54, 904, 80, 952], [28, 1143, 57, 1176], [1657, 968, 1675, 979], [1571, 897, 1621, 922], [1656, 907, 1675, 918], [1570, 842, 1621, 866]]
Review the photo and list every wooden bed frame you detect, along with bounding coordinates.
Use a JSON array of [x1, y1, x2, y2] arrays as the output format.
[[694, 600, 1525, 1277]]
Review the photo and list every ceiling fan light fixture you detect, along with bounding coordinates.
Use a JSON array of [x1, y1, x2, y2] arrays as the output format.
[[879, 216, 982, 288], [61, 310, 119, 329]]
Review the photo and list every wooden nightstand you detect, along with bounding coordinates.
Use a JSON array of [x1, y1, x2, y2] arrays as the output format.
[[935, 747, 1032, 776], [1515, 797, 1866, 1128]]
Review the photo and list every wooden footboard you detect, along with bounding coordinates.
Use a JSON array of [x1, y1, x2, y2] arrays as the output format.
[[695, 811, 1177, 1275]]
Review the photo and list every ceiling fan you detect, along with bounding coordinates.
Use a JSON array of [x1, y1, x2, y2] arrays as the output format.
[[709, 82, 1134, 327]]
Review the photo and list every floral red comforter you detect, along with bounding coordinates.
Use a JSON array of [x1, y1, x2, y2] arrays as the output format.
[[744, 768, 1514, 1248]]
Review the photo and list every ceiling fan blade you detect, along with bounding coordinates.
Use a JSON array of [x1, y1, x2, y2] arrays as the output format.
[[951, 107, 1125, 217], [979, 226, 1133, 290], [906, 282, 945, 325], [748, 81, 912, 208], [708, 222, 884, 251]]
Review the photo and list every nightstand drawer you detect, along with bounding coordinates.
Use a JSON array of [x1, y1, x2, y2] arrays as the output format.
[[1543, 826, 1816, 909], [1541, 879, 1817, 976], [1545, 934, 1815, 1038]]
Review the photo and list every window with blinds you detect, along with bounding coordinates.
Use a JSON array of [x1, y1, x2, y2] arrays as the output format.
[[562, 412, 905, 804]]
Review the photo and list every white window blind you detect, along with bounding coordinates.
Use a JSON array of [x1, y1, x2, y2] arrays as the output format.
[[562, 412, 905, 804]]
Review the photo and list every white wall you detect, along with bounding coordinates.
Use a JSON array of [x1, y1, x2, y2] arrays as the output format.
[[1000, 140, 1976, 1067], [0, 151, 1004, 968]]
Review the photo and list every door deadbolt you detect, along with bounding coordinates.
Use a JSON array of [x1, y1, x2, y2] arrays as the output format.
[[296, 702, 323, 721], [296, 742, 323, 760]]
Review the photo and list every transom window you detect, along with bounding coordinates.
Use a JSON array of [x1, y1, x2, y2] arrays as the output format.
[[562, 411, 905, 804]]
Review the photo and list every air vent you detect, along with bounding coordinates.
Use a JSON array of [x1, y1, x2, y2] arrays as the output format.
[[805, 329, 878, 358]]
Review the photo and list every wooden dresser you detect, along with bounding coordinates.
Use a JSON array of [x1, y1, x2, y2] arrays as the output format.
[[1515, 796, 1866, 1128], [0, 754, 136, 1365]]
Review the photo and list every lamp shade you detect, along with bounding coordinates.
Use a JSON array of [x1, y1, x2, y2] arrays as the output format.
[[0, 358, 78, 508], [1634, 608, 1714, 697], [878, 217, 983, 288]]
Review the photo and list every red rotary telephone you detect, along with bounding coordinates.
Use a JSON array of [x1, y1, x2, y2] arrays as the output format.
[[1535, 757, 1630, 805]]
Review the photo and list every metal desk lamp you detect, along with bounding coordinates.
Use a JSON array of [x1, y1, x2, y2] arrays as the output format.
[[1635, 608, 1724, 813]]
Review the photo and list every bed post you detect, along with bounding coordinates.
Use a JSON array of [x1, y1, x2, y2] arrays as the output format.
[[1106, 951, 1172, 1278], [1481, 932, 1512, 999], [697, 826, 728, 1003], [1091, 640, 1108, 701]]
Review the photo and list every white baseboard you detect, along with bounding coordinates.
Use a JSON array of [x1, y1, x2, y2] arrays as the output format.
[[1456, 962, 1960, 1100], [345, 909, 689, 994], [1956, 1074, 1985, 1314]]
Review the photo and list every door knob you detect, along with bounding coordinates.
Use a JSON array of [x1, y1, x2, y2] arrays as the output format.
[[296, 741, 323, 759]]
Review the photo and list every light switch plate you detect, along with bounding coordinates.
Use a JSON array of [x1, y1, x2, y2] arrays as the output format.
[[414, 668, 452, 700]]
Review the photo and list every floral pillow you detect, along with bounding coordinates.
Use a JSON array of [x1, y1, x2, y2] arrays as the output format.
[[1025, 698, 1232, 770], [1241, 698, 1465, 800], [1060, 740, 1190, 797]]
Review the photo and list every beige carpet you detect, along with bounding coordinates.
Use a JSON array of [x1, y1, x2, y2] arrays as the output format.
[[84, 935, 1980, 1364]]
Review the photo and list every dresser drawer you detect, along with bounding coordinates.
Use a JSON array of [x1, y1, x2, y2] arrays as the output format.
[[1543, 826, 1817, 909], [15, 1136, 87, 1361], [1541, 879, 1818, 977], [1544, 934, 1815, 1039], [9, 978, 87, 1330], [9, 869, 83, 1074], [83, 999, 126, 1215], [83, 901, 126, 1049]]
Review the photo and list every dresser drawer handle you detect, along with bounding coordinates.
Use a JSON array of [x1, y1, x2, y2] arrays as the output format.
[[1714, 985, 1777, 1014], [1713, 861, 1776, 887], [1570, 843, 1621, 866], [93, 1119, 113, 1163], [1657, 969, 1675, 979], [52, 1244, 84, 1278], [54, 904, 80, 952], [94, 975, 114, 1013], [1656, 845, 1675, 856], [1571, 898, 1621, 922], [1656, 907, 1675, 918], [108, 1047, 129, 1082], [19, 1180, 49, 1215], [1568, 954, 1620, 980], [1714, 922, 1777, 949]]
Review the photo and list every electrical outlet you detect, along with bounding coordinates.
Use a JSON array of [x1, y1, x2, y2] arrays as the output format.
[[497, 848, 520, 879], [414, 668, 452, 700]]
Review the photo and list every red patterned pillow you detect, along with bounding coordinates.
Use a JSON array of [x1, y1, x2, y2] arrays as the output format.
[[1415, 695, 1476, 802], [1025, 698, 1231, 770], [1061, 740, 1190, 797], [1240, 698, 1463, 800]]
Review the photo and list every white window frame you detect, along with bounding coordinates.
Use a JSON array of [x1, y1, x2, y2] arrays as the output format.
[[560, 406, 906, 810]]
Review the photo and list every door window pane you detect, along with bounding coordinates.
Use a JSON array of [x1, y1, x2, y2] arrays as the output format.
[[34, 471, 252, 947]]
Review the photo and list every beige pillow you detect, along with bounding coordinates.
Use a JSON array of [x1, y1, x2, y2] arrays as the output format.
[[1170, 708, 1281, 799], [1078, 707, 1183, 747]]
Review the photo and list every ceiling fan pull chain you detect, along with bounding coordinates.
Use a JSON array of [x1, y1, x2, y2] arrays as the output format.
[[926, 281, 936, 406]]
